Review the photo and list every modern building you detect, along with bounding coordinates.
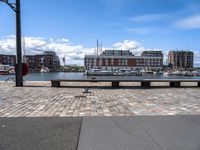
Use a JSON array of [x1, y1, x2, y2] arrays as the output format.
[[34, 51, 60, 71], [168, 51, 193, 70], [141, 50, 163, 58], [23, 55, 35, 71], [1, 51, 60, 71], [0, 55, 16, 66], [84, 50, 163, 70]]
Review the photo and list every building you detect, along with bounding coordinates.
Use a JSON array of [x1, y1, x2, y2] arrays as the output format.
[[84, 50, 163, 70], [168, 51, 193, 70], [0, 51, 60, 72], [0, 55, 16, 66], [102, 50, 133, 56], [34, 51, 60, 71], [141, 50, 163, 68], [23, 55, 35, 71], [141, 50, 163, 58]]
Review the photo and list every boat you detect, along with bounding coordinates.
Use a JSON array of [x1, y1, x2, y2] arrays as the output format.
[[184, 71, 194, 76], [164, 70, 184, 76], [130, 70, 142, 76], [140, 69, 154, 75], [114, 69, 130, 76], [8, 66, 15, 75], [0, 65, 13, 75], [86, 68, 113, 76], [191, 70, 200, 76], [153, 71, 164, 75], [40, 67, 50, 73], [0, 70, 9, 75], [114, 69, 141, 76]]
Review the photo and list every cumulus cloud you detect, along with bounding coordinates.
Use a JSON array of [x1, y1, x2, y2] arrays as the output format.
[[113, 40, 140, 50], [0, 36, 95, 65], [113, 40, 144, 56], [175, 14, 200, 29], [1, 36, 199, 66]]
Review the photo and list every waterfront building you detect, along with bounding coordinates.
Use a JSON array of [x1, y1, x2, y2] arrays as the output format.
[[141, 50, 163, 58], [0, 55, 16, 66], [1, 51, 60, 71], [34, 51, 60, 71], [168, 51, 193, 70], [23, 55, 35, 71], [84, 50, 163, 70]]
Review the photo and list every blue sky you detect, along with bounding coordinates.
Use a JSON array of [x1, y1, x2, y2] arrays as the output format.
[[0, 0, 200, 65]]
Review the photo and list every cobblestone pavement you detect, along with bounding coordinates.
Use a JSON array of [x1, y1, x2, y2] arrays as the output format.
[[0, 81, 200, 117]]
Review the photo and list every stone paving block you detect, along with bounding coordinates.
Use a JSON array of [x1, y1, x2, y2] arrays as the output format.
[[0, 81, 200, 116]]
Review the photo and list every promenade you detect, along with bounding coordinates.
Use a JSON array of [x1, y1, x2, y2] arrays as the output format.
[[0, 81, 200, 117], [1, 81, 200, 150]]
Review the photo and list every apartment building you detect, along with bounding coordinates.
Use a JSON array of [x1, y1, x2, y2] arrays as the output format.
[[0, 55, 16, 66], [85, 50, 163, 70], [1, 51, 60, 71], [168, 51, 193, 70]]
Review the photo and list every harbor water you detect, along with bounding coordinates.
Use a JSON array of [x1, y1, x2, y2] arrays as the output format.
[[1, 72, 200, 81]]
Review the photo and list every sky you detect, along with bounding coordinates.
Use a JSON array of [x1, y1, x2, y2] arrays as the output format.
[[0, 0, 200, 66]]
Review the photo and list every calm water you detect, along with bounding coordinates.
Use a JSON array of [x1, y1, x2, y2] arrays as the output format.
[[0, 72, 200, 81]]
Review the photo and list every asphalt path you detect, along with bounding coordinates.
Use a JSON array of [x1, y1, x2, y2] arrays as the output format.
[[0, 117, 82, 150], [1, 116, 200, 150], [78, 116, 200, 150]]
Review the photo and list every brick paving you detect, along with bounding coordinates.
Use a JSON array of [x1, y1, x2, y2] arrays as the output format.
[[0, 81, 200, 117]]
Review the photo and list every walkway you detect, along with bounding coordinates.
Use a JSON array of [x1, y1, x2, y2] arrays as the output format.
[[0, 81, 200, 116], [1, 116, 200, 150], [1, 81, 200, 150]]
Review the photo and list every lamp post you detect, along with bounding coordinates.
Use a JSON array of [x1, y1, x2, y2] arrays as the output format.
[[0, 0, 23, 86]]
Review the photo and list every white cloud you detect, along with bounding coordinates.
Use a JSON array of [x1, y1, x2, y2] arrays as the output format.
[[0, 36, 95, 65], [113, 40, 144, 56], [175, 14, 200, 29], [129, 14, 164, 23], [113, 40, 140, 50], [1, 36, 199, 66], [125, 28, 152, 34]]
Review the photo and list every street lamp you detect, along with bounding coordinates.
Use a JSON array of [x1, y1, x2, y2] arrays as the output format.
[[0, 0, 23, 86]]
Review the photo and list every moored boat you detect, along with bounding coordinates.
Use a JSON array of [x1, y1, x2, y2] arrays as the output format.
[[40, 67, 50, 73], [140, 70, 154, 75], [191, 70, 200, 76], [164, 70, 184, 76], [86, 68, 113, 76], [0, 65, 14, 75], [153, 71, 164, 75]]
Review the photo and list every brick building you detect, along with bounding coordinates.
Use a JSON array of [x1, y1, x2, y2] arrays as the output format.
[[0, 55, 16, 66], [85, 50, 163, 70], [1, 51, 60, 72], [25, 51, 60, 71], [168, 51, 193, 70], [23, 55, 35, 71]]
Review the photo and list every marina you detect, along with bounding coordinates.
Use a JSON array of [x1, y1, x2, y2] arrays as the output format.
[[1, 0, 200, 150], [1, 72, 200, 81]]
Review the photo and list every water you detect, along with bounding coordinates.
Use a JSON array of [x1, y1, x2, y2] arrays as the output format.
[[0, 72, 200, 81]]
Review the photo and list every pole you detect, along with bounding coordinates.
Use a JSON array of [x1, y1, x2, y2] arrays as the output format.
[[15, 0, 23, 86]]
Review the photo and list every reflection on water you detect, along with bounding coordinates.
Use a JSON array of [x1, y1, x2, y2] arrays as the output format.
[[0, 72, 200, 81]]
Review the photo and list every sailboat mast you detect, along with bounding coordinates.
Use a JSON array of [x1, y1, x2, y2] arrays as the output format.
[[97, 39, 99, 56]]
